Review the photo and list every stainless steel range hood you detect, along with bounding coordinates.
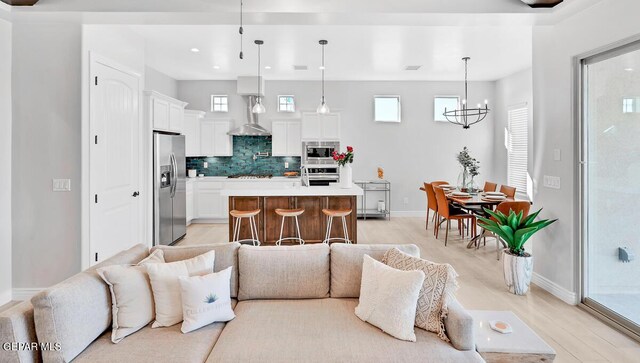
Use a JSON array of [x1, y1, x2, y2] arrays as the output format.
[[227, 95, 271, 136]]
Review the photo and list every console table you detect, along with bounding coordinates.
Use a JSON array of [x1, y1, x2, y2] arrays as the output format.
[[469, 310, 556, 363]]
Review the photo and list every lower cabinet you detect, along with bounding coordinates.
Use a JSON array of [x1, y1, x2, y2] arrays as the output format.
[[186, 181, 194, 225], [194, 181, 226, 219]]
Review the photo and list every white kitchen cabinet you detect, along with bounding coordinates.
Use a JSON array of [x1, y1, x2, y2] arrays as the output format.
[[195, 181, 225, 219], [186, 181, 194, 224], [200, 119, 233, 157], [145, 91, 188, 134], [184, 110, 206, 157], [271, 120, 302, 156], [301, 112, 340, 141]]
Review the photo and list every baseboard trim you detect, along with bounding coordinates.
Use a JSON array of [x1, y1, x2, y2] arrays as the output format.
[[190, 219, 228, 224], [12, 288, 43, 301], [390, 211, 425, 218], [0, 290, 11, 306], [532, 272, 578, 305]]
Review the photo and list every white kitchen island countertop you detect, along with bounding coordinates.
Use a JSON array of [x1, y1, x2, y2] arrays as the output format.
[[221, 184, 364, 197]]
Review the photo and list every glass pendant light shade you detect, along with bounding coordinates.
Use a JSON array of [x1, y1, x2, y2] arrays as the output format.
[[252, 97, 266, 114], [317, 99, 330, 114], [317, 40, 330, 115]]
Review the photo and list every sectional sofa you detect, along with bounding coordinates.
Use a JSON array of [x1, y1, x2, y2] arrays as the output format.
[[1, 242, 484, 363]]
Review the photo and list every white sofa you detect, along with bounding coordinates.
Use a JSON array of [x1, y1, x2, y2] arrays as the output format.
[[0, 242, 483, 363]]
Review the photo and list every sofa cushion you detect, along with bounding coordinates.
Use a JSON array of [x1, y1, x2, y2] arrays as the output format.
[[151, 243, 240, 298], [32, 244, 149, 363], [238, 244, 330, 300], [330, 244, 420, 298], [72, 300, 237, 363], [0, 301, 39, 363], [207, 299, 484, 363]]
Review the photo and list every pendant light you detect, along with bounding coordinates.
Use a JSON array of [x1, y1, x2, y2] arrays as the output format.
[[252, 40, 266, 114], [443, 57, 489, 129], [238, 0, 244, 59], [317, 40, 330, 114]]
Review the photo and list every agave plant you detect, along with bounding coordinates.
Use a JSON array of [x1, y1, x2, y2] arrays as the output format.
[[203, 293, 218, 304], [477, 208, 557, 257]]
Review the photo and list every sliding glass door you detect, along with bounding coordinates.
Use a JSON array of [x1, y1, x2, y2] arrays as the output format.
[[582, 41, 640, 336]]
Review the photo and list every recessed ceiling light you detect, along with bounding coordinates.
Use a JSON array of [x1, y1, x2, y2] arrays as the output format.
[[405, 65, 422, 71], [264, 66, 272, 70], [625, 68, 634, 72], [190, 48, 200, 53], [293, 65, 308, 71], [213, 65, 220, 69]]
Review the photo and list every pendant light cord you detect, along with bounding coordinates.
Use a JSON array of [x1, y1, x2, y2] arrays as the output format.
[[257, 43, 261, 97], [239, 0, 244, 59], [321, 43, 325, 102]]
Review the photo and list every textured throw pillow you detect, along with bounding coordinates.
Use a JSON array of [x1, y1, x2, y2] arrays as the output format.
[[179, 267, 236, 333], [147, 250, 216, 328], [97, 249, 165, 343], [355, 254, 425, 342], [382, 248, 459, 342]]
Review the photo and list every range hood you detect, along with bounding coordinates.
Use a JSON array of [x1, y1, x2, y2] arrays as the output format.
[[227, 95, 271, 136]]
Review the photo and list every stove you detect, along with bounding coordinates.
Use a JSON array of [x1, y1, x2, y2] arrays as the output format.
[[227, 174, 273, 179]]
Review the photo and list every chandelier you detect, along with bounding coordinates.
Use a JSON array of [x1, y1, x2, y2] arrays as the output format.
[[443, 57, 489, 129]]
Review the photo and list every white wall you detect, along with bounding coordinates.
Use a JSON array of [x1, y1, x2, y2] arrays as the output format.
[[145, 66, 177, 98], [0, 18, 12, 305], [532, 0, 640, 303], [178, 79, 497, 213], [12, 23, 83, 290]]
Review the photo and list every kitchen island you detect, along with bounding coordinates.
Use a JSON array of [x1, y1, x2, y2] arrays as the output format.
[[221, 184, 364, 245]]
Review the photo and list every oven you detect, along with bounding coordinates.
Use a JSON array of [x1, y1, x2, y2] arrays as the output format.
[[304, 165, 340, 186], [302, 141, 340, 165]]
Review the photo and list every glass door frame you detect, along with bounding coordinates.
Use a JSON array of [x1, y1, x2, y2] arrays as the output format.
[[577, 36, 640, 341]]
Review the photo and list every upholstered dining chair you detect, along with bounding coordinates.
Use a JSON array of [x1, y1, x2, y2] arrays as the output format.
[[499, 185, 517, 198], [428, 181, 449, 235], [483, 181, 498, 193], [432, 180, 449, 188], [424, 183, 438, 231], [434, 187, 476, 246], [487, 200, 531, 260]]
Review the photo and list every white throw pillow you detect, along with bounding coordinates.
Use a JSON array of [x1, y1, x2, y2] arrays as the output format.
[[382, 248, 459, 342], [97, 249, 165, 343], [179, 267, 236, 334], [355, 254, 425, 342], [147, 250, 216, 328]]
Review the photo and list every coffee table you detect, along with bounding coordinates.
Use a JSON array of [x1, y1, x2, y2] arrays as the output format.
[[469, 310, 556, 363]]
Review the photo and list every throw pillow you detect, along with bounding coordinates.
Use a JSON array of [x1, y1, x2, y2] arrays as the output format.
[[179, 267, 236, 333], [97, 249, 165, 343], [382, 248, 459, 342], [355, 254, 425, 342], [147, 250, 216, 328]]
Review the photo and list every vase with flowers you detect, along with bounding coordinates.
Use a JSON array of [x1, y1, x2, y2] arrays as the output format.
[[332, 146, 354, 188], [456, 146, 480, 192]]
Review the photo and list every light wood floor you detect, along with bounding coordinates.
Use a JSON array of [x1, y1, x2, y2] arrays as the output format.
[[181, 218, 640, 363]]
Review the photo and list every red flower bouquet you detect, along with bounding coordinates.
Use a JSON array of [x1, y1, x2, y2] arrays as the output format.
[[332, 146, 354, 167]]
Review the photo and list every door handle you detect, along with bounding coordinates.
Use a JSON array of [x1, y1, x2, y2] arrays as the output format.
[[132, 191, 140, 197], [170, 153, 178, 198]]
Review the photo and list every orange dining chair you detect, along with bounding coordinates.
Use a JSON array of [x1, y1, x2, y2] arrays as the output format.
[[434, 187, 476, 246], [487, 200, 531, 260], [424, 183, 438, 231], [499, 185, 517, 198], [432, 180, 449, 188], [483, 181, 498, 193]]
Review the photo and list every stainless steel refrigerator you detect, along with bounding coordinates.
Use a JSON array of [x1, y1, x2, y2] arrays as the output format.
[[153, 133, 186, 246]]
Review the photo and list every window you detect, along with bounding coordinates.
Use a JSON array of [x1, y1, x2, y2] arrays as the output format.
[[278, 95, 295, 112], [622, 97, 640, 113], [211, 95, 228, 112], [374, 96, 401, 122], [434, 96, 460, 122], [506, 105, 529, 199]]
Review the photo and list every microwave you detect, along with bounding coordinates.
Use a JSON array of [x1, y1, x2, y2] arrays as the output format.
[[302, 141, 340, 165]]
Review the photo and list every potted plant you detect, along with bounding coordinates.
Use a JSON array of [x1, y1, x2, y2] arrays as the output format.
[[477, 208, 557, 295], [332, 146, 354, 188], [456, 147, 480, 192]]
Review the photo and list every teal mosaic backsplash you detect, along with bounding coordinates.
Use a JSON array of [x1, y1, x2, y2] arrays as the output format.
[[186, 136, 301, 176]]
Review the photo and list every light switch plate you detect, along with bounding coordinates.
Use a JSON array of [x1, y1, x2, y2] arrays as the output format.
[[543, 175, 561, 189], [285, 162, 289, 168], [553, 149, 561, 161], [203, 161, 208, 168], [53, 179, 71, 192]]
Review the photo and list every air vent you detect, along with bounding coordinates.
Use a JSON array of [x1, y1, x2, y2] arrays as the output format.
[[405, 65, 422, 71], [293, 65, 308, 71]]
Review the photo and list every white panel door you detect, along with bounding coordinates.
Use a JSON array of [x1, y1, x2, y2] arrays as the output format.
[[271, 121, 288, 156], [321, 113, 341, 140], [213, 121, 233, 156], [152, 97, 170, 131], [90, 58, 141, 265], [287, 122, 302, 156], [200, 120, 215, 156], [301, 113, 321, 140]]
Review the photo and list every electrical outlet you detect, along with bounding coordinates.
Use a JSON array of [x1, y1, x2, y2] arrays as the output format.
[[52, 179, 71, 192], [543, 175, 561, 189], [403, 197, 409, 205], [203, 162, 208, 168], [553, 149, 561, 161], [285, 162, 289, 168]]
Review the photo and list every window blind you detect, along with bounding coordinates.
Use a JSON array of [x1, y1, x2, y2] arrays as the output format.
[[507, 106, 528, 198]]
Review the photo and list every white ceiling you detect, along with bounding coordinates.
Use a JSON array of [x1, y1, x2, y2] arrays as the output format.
[[134, 25, 532, 81]]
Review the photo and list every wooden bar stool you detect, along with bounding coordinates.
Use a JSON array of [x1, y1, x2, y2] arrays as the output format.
[[230, 209, 261, 246], [275, 208, 305, 245], [322, 209, 352, 244]]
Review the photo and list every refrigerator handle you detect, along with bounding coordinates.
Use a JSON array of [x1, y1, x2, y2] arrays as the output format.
[[170, 153, 178, 198]]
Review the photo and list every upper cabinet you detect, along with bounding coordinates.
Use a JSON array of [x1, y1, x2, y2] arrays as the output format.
[[271, 120, 302, 157], [301, 112, 340, 141], [145, 91, 188, 134], [184, 110, 206, 157], [200, 118, 234, 157]]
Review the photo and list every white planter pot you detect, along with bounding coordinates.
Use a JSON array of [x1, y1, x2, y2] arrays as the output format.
[[502, 250, 533, 295], [340, 164, 353, 188]]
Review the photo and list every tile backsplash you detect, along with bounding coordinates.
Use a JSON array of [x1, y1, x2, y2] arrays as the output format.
[[186, 136, 301, 176]]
